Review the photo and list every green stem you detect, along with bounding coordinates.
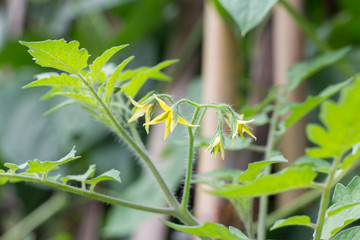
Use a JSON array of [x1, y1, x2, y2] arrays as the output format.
[[0, 173, 176, 216], [1, 192, 68, 240], [247, 198, 255, 240], [314, 155, 342, 240], [181, 107, 200, 211], [257, 97, 282, 240], [76, 73, 180, 209]]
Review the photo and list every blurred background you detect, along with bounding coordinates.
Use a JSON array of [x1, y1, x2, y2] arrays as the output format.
[[0, 0, 359, 239]]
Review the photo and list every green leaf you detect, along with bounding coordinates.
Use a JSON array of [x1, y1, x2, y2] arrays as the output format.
[[23, 73, 84, 89], [286, 47, 350, 92], [121, 60, 177, 97], [61, 164, 96, 184], [306, 77, 360, 158], [196, 168, 242, 182], [322, 176, 360, 239], [86, 169, 121, 189], [118, 67, 171, 82], [332, 226, 360, 240], [4, 162, 28, 174], [104, 56, 134, 104], [89, 45, 128, 83], [238, 155, 288, 182], [161, 221, 249, 240], [218, 0, 277, 36], [214, 166, 317, 197], [271, 216, 314, 231], [285, 79, 352, 129], [340, 143, 360, 171], [0, 170, 8, 184], [293, 156, 331, 173], [27, 147, 80, 176], [53, 92, 98, 107], [20, 39, 89, 74]]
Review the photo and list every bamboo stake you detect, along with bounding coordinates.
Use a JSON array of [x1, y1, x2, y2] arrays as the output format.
[[194, 0, 237, 227], [273, 0, 306, 206]]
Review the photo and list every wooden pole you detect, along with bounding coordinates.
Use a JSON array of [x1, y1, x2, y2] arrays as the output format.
[[194, 0, 237, 226], [273, 0, 306, 206]]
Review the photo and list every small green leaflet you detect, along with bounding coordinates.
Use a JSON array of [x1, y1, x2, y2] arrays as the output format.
[[118, 67, 171, 82], [218, 0, 277, 36], [0, 170, 8, 184], [27, 147, 80, 176], [284, 78, 352, 129], [321, 176, 360, 239], [271, 216, 314, 231], [292, 156, 331, 173], [332, 226, 360, 240], [121, 60, 178, 97], [213, 166, 317, 197], [4, 162, 28, 174], [285, 47, 350, 92], [103, 56, 134, 104], [86, 169, 121, 191], [61, 164, 96, 184], [20, 39, 89, 75], [88, 45, 128, 84], [196, 168, 243, 182], [23, 73, 84, 89], [238, 155, 288, 182], [161, 221, 249, 240], [306, 77, 360, 158], [340, 143, 360, 171]]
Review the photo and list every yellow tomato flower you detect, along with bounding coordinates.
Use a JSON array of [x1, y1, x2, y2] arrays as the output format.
[[207, 134, 225, 160], [144, 94, 198, 139], [128, 96, 154, 134], [232, 114, 256, 140]]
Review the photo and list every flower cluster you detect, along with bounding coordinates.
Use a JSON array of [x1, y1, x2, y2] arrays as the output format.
[[128, 94, 256, 160], [128, 94, 198, 139]]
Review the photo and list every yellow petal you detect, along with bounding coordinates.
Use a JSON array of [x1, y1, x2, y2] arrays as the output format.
[[153, 94, 171, 111], [129, 96, 144, 108], [243, 125, 257, 140], [178, 116, 199, 127], [144, 104, 154, 134], [220, 141, 225, 160], [144, 111, 169, 126], [164, 117, 171, 139], [128, 108, 147, 123]]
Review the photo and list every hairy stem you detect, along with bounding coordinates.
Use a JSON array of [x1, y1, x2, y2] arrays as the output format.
[[77, 73, 180, 209], [181, 107, 200, 211], [0, 173, 176, 215]]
